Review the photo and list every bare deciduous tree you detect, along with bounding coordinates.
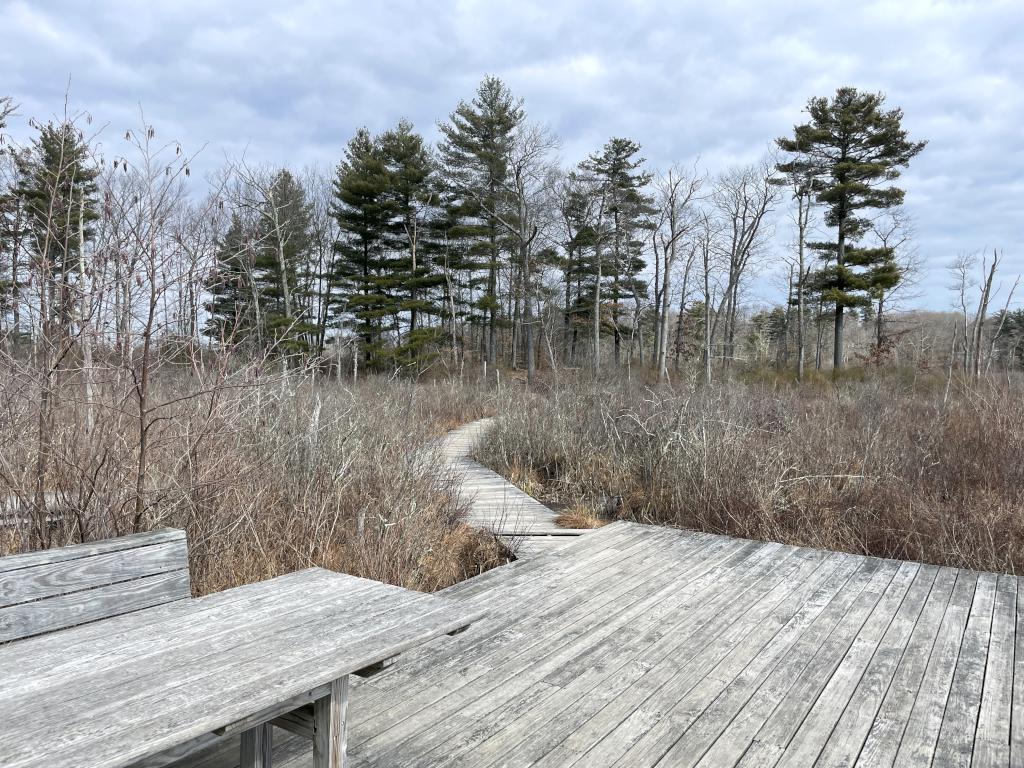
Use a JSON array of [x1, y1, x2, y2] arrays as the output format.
[[651, 164, 702, 382], [950, 250, 1020, 380], [708, 158, 779, 368]]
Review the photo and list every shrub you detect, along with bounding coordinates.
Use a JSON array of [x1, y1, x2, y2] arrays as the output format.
[[0, 369, 500, 594], [476, 374, 1024, 573]]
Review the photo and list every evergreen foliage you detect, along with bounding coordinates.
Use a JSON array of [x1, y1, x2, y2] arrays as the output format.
[[776, 87, 926, 368], [204, 215, 257, 345], [16, 121, 99, 292], [256, 169, 314, 352], [438, 75, 524, 364], [578, 138, 655, 358]]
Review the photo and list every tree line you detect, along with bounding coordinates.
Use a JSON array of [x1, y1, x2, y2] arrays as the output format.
[[1, 80, 1019, 385]]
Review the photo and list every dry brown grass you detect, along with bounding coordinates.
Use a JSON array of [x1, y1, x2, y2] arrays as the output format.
[[505, 462, 546, 499], [554, 504, 609, 529], [476, 372, 1024, 574], [0, 368, 501, 594]]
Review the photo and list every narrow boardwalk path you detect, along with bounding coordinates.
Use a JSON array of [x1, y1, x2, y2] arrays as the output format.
[[182, 425, 1023, 767], [440, 419, 590, 557]]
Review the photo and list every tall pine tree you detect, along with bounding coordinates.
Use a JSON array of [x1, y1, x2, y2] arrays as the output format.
[[204, 214, 258, 345], [16, 121, 99, 334], [438, 76, 524, 366], [379, 120, 445, 367], [776, 87, 926, 369], [254, 168, 314, 354], [579, 138, 654, 366], [333, 128, 395, 369]]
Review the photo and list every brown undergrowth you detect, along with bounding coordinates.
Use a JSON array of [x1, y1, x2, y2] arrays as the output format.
[[475, 373, 1024, 574], [0, 370, 502, 594]]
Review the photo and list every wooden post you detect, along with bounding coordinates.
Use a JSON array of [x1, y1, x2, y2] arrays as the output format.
[[313, 676, 349, 768], [240, 722, 273, 767]]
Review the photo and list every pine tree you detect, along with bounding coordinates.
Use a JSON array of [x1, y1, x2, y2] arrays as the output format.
[[332, 128, 395, 369], [776, 87, 926, 370], [253, 168, 314, 354], [0, 155, 30, 338], [204, 214, 258, 345], [556, 180, 600, 364], [579, 138, 654, 365], [990, 308, 1024, 370], [16, 121, 99, 332], [438, 75, 524, 365], [378, 120, 445, 367]]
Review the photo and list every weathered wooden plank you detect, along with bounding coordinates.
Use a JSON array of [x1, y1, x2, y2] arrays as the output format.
[[472, 550, 857, 768], [361, 525, 704, 700], [356, 532, 733, 720], [273, 706, 315, 740], [0, 574, 463, 729], [435, 521, 660, 601], [725, 559, 903, 767], [349, 528, 719, 729], [634, 554, 867, 768], [762, 561, 921, 767], [437, 419, 588, 548], [0, 569, 481, 768], [1012, 576, 1024, 765], [0, 568, 191, 643], [852, 567, 959, 767], [0, 539, 188, 608], [0, 567, 324, 677], [803, 564, 939, 767], [685, 558, 883, 768], [351, 537, 766, 764], [367, 541, 801, 764], [11, 516, 1018, 768], [313, 677, 349, 768], [580, 549, 836, 768], [0, 529, 185, 573], [889, 569, 978, 766], [239, 722, 272, 768], [125, 732, 224, 767], [344, 524, 1020, 768], [968, 573, 1017, 768], [0, 528, 190, 642], [1, 573, 380, 699], [930, 572, 997, 767], [370, 531, 744, 701]]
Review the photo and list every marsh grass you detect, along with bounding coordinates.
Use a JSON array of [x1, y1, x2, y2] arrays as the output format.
[[476, 373, 1024, 573]]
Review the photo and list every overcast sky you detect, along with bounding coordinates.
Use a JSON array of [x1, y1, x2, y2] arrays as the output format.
[[2, 0, 1021, 309]]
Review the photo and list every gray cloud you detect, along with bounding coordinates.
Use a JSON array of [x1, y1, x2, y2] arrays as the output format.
[[2, 0, 1021, 308]]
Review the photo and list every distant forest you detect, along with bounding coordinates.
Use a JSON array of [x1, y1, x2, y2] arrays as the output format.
[[0, 79, 1020, 384]]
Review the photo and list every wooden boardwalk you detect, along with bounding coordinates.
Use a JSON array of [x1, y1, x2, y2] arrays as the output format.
[[187, 521, 1022, 767], [440, 419, 588, 556]]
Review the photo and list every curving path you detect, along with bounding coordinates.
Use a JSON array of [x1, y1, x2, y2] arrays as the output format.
[[439, 418, 591, 557]]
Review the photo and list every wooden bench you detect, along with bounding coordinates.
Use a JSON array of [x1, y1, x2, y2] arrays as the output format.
[[0, 529, 191, 643], [0, 531, 482, 768]]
